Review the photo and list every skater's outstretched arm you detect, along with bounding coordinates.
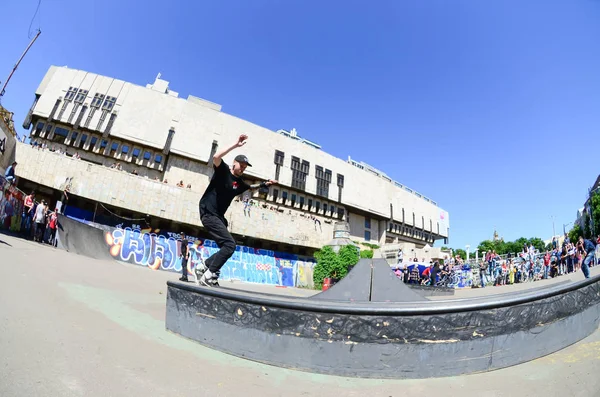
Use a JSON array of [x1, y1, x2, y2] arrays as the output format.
[[249, 179, 278, 190], [213, 134, 248, 167]]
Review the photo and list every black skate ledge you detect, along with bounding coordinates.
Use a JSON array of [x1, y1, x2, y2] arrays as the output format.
[[166, 273, 600, 379]]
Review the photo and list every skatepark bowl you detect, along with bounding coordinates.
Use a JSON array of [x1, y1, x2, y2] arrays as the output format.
[[166, 259, 600, 379]]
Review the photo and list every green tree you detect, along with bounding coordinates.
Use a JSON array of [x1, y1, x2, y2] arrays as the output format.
[[527, 237, 545, 252], [360, 250, 374, 259], [477, 240, 495, 254], [583, 213, 592, 239], [453, 248, 467, 260], [569, 224, 583, 243], [337, 245, 359, 273], [312, 246, 340, 289], [590, 191, 600, 237]]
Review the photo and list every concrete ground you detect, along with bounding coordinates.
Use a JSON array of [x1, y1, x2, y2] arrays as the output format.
[[1, 232, 599, 397]]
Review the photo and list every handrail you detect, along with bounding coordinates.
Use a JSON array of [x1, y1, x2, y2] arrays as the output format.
[[167, 271, 600, 316]]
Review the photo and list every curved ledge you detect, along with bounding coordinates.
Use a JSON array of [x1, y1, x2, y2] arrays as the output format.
[[166, 274, 600, 379], [167, 273, 599, 315]]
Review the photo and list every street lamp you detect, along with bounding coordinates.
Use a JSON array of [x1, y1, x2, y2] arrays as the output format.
[[465, 245, 470, 262], [563, 222, 573, 235]]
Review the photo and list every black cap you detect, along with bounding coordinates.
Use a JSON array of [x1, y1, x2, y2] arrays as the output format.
[[234, 154, 252, 167]]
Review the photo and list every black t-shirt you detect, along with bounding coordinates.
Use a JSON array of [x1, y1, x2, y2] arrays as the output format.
[[180, 239, 188, 258], [200, 161, 250, 219]]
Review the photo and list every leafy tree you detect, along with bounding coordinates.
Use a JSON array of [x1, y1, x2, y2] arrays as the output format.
[[545, 242, 553, 251], [590, 191, 600, 237], [337, 245, 359, 272], [477, 240, 495, 254], [453, 248, 467, 260], [313, 246, 340, 289], [527, 237, 545, 252], [360, 250, 374, 259], [584, 213, 592, 239], [569, 224, 583, 243]]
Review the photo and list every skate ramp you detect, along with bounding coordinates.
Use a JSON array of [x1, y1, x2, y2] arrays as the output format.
[[56, 214, 114, 261], [312, 258, 426, 302]]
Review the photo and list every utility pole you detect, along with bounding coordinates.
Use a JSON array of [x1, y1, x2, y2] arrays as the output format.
[[551, 215, 556, 238], [0, 30, 41, 100]]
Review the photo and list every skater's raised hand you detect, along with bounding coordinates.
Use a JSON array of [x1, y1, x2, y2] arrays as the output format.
[[236, 134, 248, 147], [265, 180, 278, 186]]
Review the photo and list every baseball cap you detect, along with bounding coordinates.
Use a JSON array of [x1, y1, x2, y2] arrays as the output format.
[[234, 154, 252, 167]]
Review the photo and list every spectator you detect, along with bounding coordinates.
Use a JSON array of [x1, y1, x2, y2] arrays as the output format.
[[33, 200, 48, 243], [4, 161, 17, 184]]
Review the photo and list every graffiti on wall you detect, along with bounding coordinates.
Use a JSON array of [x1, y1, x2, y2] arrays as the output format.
[[405, 263, 474, 289], [0, 177, 24, 232], [104, 227, 316, 288]]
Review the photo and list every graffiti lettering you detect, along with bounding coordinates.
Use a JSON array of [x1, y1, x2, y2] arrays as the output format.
[[104, 227, 316, 288]]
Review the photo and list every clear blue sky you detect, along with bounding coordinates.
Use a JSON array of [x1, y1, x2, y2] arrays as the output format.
[[2, 0, 599, 249]]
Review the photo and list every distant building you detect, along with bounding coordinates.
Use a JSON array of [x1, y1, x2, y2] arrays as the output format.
[[16, 65, 450, 255]]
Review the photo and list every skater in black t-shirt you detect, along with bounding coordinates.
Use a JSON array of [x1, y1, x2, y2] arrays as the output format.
[[195, 134, 277, 287]]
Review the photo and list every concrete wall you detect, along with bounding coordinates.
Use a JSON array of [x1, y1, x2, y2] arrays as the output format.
[[15, 142, 334, 248], [0, 113, 17, 175], [26, 66, 449, 242]]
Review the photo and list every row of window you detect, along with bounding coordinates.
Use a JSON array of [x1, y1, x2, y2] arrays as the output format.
[[34, 121, 164, 168], [274, 150, 344, 199], [388, 222, 438, 239], [270, 187, 345, 218], [65, 86, 116, 111]]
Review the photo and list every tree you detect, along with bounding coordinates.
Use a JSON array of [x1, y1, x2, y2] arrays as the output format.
[[477, 240, 495, 255], [569, 224, 583, 244], [360, 250, 374, 259], [583, 213, 592, 239], [527, 237, 545, 252], [337, 245, 359, 273], [313, 246, 340, 289], [590, 191, 600, 237], [453, 249, 467, 260]]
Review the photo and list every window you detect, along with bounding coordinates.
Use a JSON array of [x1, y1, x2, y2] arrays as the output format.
[[291, 156, 309, 190], [74, 89, 88, 104], [34, 122, 44, 136], [67, 103, 80, 124], [100, 139, 108, 151], [90, 136, 98, 150], [132, 148, 141, 161], [299, 196, 305, 209], [315, 165, 331, 198], [154, 154, 163, 165], [72, 104, 87, 128], [274, 150, 284, 165], [337, 208, 345, 219], [337, 174, 344, 187], [331, 205, 336, 215], [51, 127, 69, 144], [143, 151, 152, 161], [102, 96, 116, 111], [78, 134, 88, 149], [315, 201, 320, 212], [65, 87, 77, 101], [291, 194, 297, 207], [308, 198, 313, 210], [272, 189, 279, 202], [121, 145, 130, 155], [110, 142, 119, 156], [70, 132, 78, 145], [104, 113, 117, 134], [45, 124, 53, 137], [365, 217, 371, 229], [364, 230, 371, 241], [282, 191, 288, 204], [91, 94, 105, 108]]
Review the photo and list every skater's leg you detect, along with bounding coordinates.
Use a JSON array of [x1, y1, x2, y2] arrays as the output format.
[[201, 214, 236, 278]]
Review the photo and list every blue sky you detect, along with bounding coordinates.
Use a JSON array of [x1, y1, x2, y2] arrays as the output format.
[[2, 0, 599, 249]]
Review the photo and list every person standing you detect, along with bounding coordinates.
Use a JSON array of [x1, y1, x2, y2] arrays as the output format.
[[578, 236, 596, 279], [179, 232, 190, 282], [33, 200, 48, 243], [195, 134, 277, 287], [48, 209, 58, 247]]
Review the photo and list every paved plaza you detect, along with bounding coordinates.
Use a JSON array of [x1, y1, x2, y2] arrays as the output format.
[[1, 232, 599, 397]]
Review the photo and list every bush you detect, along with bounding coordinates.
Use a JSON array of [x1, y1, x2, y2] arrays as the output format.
[[360, 249, 374, 259], [312, 245, 360, 289]]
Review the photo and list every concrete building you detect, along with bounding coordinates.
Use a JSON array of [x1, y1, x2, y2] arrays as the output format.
[[0, 105, 18, 174], [16, 65, 449, 255]]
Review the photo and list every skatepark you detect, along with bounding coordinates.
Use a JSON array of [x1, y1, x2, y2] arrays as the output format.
[[1, 218, 599, 396]]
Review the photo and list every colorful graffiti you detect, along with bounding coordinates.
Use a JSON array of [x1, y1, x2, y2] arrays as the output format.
[[104, 226, 316, 288], [0, 176, 24, 232], [404, 263, 474, 289]]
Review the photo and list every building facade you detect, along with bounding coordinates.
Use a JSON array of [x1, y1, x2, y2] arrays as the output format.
[[17, 66, 449, 254]]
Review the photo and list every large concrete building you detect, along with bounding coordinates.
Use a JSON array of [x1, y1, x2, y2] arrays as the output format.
[[16, 65, 449, 255]]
